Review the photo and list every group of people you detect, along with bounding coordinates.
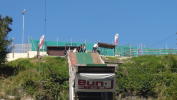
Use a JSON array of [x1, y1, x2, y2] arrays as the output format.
[[73, 44, 86, 53], [73, 43, 99, 53]]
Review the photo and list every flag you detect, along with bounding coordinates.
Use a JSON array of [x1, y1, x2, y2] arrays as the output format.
[[38, 35, 45, 49], [114, 33, 119, 45]]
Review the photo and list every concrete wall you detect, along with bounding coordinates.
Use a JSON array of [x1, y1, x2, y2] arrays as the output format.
[[7, 51, 48, 61]]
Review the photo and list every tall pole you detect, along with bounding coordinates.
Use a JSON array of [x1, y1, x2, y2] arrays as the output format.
[[22, 9, 26, 53], [176, 32, 177, 47], [57, 37, 59, 47], [176, 32, 177, 54], [12, 37, 15, 58], [44, 0, 47, 36], [129, 44, 131, 57]]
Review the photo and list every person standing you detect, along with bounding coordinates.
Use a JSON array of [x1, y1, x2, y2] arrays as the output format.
[[92, 43, 98, 53], [83, 44, 86, 52], [79, 44, 83, 52], [73, 48, 77, 53]]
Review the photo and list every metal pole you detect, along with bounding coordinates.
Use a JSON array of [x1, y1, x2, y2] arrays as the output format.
[[22, 14, 24, 45], [176, 32, 177, 47], [176, 32, 177, 54], [22, 13, 24, 52], [129, 44, 131, 57], [12, 38, 15, 58], [57, 37, 59, 47], [22, 9, 26, 53]]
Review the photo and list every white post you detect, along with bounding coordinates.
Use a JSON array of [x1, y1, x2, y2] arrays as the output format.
[[22, 9, 26, 53], [12, 38, 15, 59], [141, 43, 143, 55], [57, 37, 59, 47], [129, 44, 131, 57], [70, 38, 72, 46], [22, 14, 24, 53]]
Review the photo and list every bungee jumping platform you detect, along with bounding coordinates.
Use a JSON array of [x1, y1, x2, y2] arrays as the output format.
[[67, 52, 116, 100]]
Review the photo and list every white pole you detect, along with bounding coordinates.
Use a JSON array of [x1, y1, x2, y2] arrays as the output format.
[[84, 40, 86, 44], [12, 37, 15, 58], [57, 37, 59, 47], [22, 13, 24, 53], [22, 9, 26, 53], [129, 44, 131, 57], [141, 43, 143, 55], [70, 38, 72, 46]]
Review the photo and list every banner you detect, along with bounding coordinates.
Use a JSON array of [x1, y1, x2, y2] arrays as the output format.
[[38, 35, 45, 49], [114, 33, 119, 45], [75, 73, 115, 92]]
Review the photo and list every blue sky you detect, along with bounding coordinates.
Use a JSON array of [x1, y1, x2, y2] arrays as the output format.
[[1, 0, 177, 48]]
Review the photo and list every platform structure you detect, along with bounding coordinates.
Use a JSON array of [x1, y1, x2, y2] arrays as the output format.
[[67, 52, 116, 100]]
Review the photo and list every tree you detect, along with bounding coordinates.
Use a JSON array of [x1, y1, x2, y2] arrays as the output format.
[[0, 16, 12, 65]]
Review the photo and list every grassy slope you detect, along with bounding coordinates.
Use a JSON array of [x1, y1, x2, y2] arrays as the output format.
[[116, 55, 177, 100], [0, 56, 69, 100], [0, 55, 177, 100]]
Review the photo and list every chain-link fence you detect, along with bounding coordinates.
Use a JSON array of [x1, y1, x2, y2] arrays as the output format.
[[26, 40, 177, 56]]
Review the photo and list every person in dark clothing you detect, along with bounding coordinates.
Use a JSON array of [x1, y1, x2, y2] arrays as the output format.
[[64, 50, 67, 56], [79, 44, 83, 52], [77, 47, 80, 52]]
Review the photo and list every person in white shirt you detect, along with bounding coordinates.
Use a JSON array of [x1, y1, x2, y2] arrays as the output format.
[[73, 48, 77, 53], [83, 44, 86, 52], [92, 43, 98, 53]]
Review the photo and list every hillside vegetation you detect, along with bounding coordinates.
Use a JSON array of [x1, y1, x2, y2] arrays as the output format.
[[0, 55, 177, 100], [0, 57, 69, 100], [116, 55, 177, 100]]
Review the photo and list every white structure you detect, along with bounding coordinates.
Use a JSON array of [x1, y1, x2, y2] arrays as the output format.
[[67, 52, 116, 100], [7, 51, 47, 61]]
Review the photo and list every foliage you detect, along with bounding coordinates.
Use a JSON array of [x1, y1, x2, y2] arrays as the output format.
[[0, 56, 69, 100], [0, 16, 12, 65], [2, 53, 177, 100], [116, 55, 177, 99]]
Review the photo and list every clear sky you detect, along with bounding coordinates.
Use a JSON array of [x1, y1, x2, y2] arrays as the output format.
[[1, 0, 177, 48]]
